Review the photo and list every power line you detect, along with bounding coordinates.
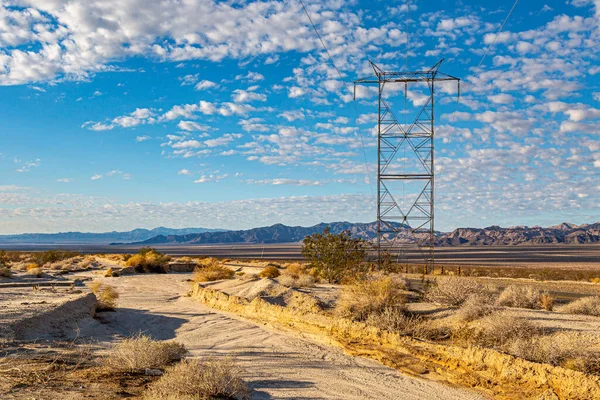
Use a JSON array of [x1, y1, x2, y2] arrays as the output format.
[[477, 0, 520, 68], [298, 0, 375, 197]]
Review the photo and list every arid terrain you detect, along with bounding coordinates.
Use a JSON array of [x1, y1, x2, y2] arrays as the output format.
[[2, 249, 600, 399]]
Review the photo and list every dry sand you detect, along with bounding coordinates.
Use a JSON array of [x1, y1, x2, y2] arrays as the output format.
[[79, 271, 488, 400]]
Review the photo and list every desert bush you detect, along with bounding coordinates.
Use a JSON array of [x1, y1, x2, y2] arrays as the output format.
[[89, 281, 119, 311], [258, 265, 280, 279], [105, 334, 187, 372], [26, 263, 40, 271], [32, 250, 80, 266], [144, 357, 249, 400], [336, 276, 407, 321], [283, 263, 308, 278], [125, 248, 170, 273], [560, 296, 600, 316], [0, 266, 11, 278], [302, 228, 370, 284], [455, 293, 497, 322], [194, 261, 234, 282], [278, 274, 315, 288], [507, 332, 600, 373], [455, 312, 542, 349], [496, 285, 544, 309], [79, 259, 92, 269], [540, 292, 554, 311], [27, 267, 43, 278], [425, 277, 492, 306], [104, 267, 119, 277]]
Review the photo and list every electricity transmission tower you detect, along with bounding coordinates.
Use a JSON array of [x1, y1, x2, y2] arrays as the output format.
[[354, 59, 460, 273]]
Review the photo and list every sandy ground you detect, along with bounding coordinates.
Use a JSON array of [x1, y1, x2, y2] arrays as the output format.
[[77, 271, 488, 400]]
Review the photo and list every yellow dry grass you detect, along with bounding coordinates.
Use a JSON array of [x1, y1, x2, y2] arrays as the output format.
[[105, 334, 187, 372]]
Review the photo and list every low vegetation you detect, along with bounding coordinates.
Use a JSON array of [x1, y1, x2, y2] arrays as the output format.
[[194, 260, 234, 282], [278, 274, 315, 288], [125, 247, 170, 273], [144, 357, 250, 400], [89, 281, 119, 311], [0, 266, 11, 278], [425, 277, 493, 306], [496, 285, 545, 309], [302, 228, 369, 284], [258, 265, 280, 279], [336, 276, 408, 321], [106, 334, 187, 372], [32, 250, 81, 266], [560, 296, 600, 316], [455, 293, 497, 322]]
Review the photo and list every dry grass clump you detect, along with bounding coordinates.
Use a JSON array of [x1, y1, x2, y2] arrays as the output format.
[[336, 276, 407, 321], [283, 262, 308, 278], [125, 248, 170, 273], [106, 334, 187, 372], [454, 311, 542, 348], [104, 267, 119, 277], [26, 265, 44, 277], [425, 277, 491, 306], [194, 261, 234, 282], [89, 281, 119, 311], [144, 357, 250, 400], [258, 265, 280, 279], [455, 293, 497, 322], [507, 332, 600, 373], [496, 285, 546, 309], [278, 274, 315, 288], [560, 296, 600, 316], [0, 266, 12, 278]]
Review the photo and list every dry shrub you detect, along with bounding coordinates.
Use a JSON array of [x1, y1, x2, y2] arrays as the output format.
[[425, 277, 491, 306], [106, 334, 187, 372], [79, 259, 92, 269], [89, 281, 119, 311], [258, 265, 280, 279], [0, 266, 11, 278], [496, 285, 543, 309], [455, 312, 542, 348], [283, 262, 307, 278], [27, 267, 43, 278], [336, 276, 407, 321], [508, 332, 600, 373], [144, 357, 249, 400], [26, 262, 40, 271], [196, 257, 220, 267], [194, 262, 234, 282], [278, 274, 315, 288], [591, 277, 600, 284], [455, 293, 497, 322], [125, 248, 169, 273], [540, 292, 554, 311], [560, 296, 600, 316], [286, 292, 322, 314]]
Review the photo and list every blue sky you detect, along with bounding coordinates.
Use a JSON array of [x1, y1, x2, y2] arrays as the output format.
[[0, 0, 599, 234]]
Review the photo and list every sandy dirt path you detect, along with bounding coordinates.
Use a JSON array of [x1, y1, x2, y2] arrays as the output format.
[[80, 271, 488, 400]]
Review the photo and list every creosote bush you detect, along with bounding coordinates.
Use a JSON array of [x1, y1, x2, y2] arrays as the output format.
[[453, 312, 542, 349], [336, 276, 407, 321], [496, 285, 545, 309], [32, 250, 81, 266], [302, 228, 369, 284], [194, 260, 234, 282], [106, 334, 187, 372], [89, 281, 119, 311], [258, 265, 280, 279], [125, 247, 170, 273], [144, 357, 250, 400], [425, 277, 492, 306], [560, 296, 600, 316], [278, 274, 315, 288]]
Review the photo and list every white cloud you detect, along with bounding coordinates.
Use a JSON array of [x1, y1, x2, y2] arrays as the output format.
[[15, 158, 41, 173], [56, 178, 72, 183], [488, 93, 516, 104], [136, 135, 151, 142], [178, 169, 191, 175], [194, 80, 218, 90], [288, 86, 306, 98], [236, 71, 264, 81], [177, 121, 209, 131], [232, 87, 267, 103], [91, 174, 103, 180], [246, 178, 325, 186]]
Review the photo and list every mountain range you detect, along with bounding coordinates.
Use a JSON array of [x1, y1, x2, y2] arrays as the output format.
[[1, 222, 599, 246], [130, 221, 600, 246], [0, 227, 224, 244]]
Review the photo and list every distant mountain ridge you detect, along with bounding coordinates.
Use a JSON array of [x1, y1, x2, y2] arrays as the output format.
[[0, 227, 225, 244], [437, 222, 600, 246], [131, 221, 600, 246], [2, 222, 599, 246]]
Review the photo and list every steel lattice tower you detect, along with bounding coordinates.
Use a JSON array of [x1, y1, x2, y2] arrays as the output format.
[[354, 59, 460, 273]]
